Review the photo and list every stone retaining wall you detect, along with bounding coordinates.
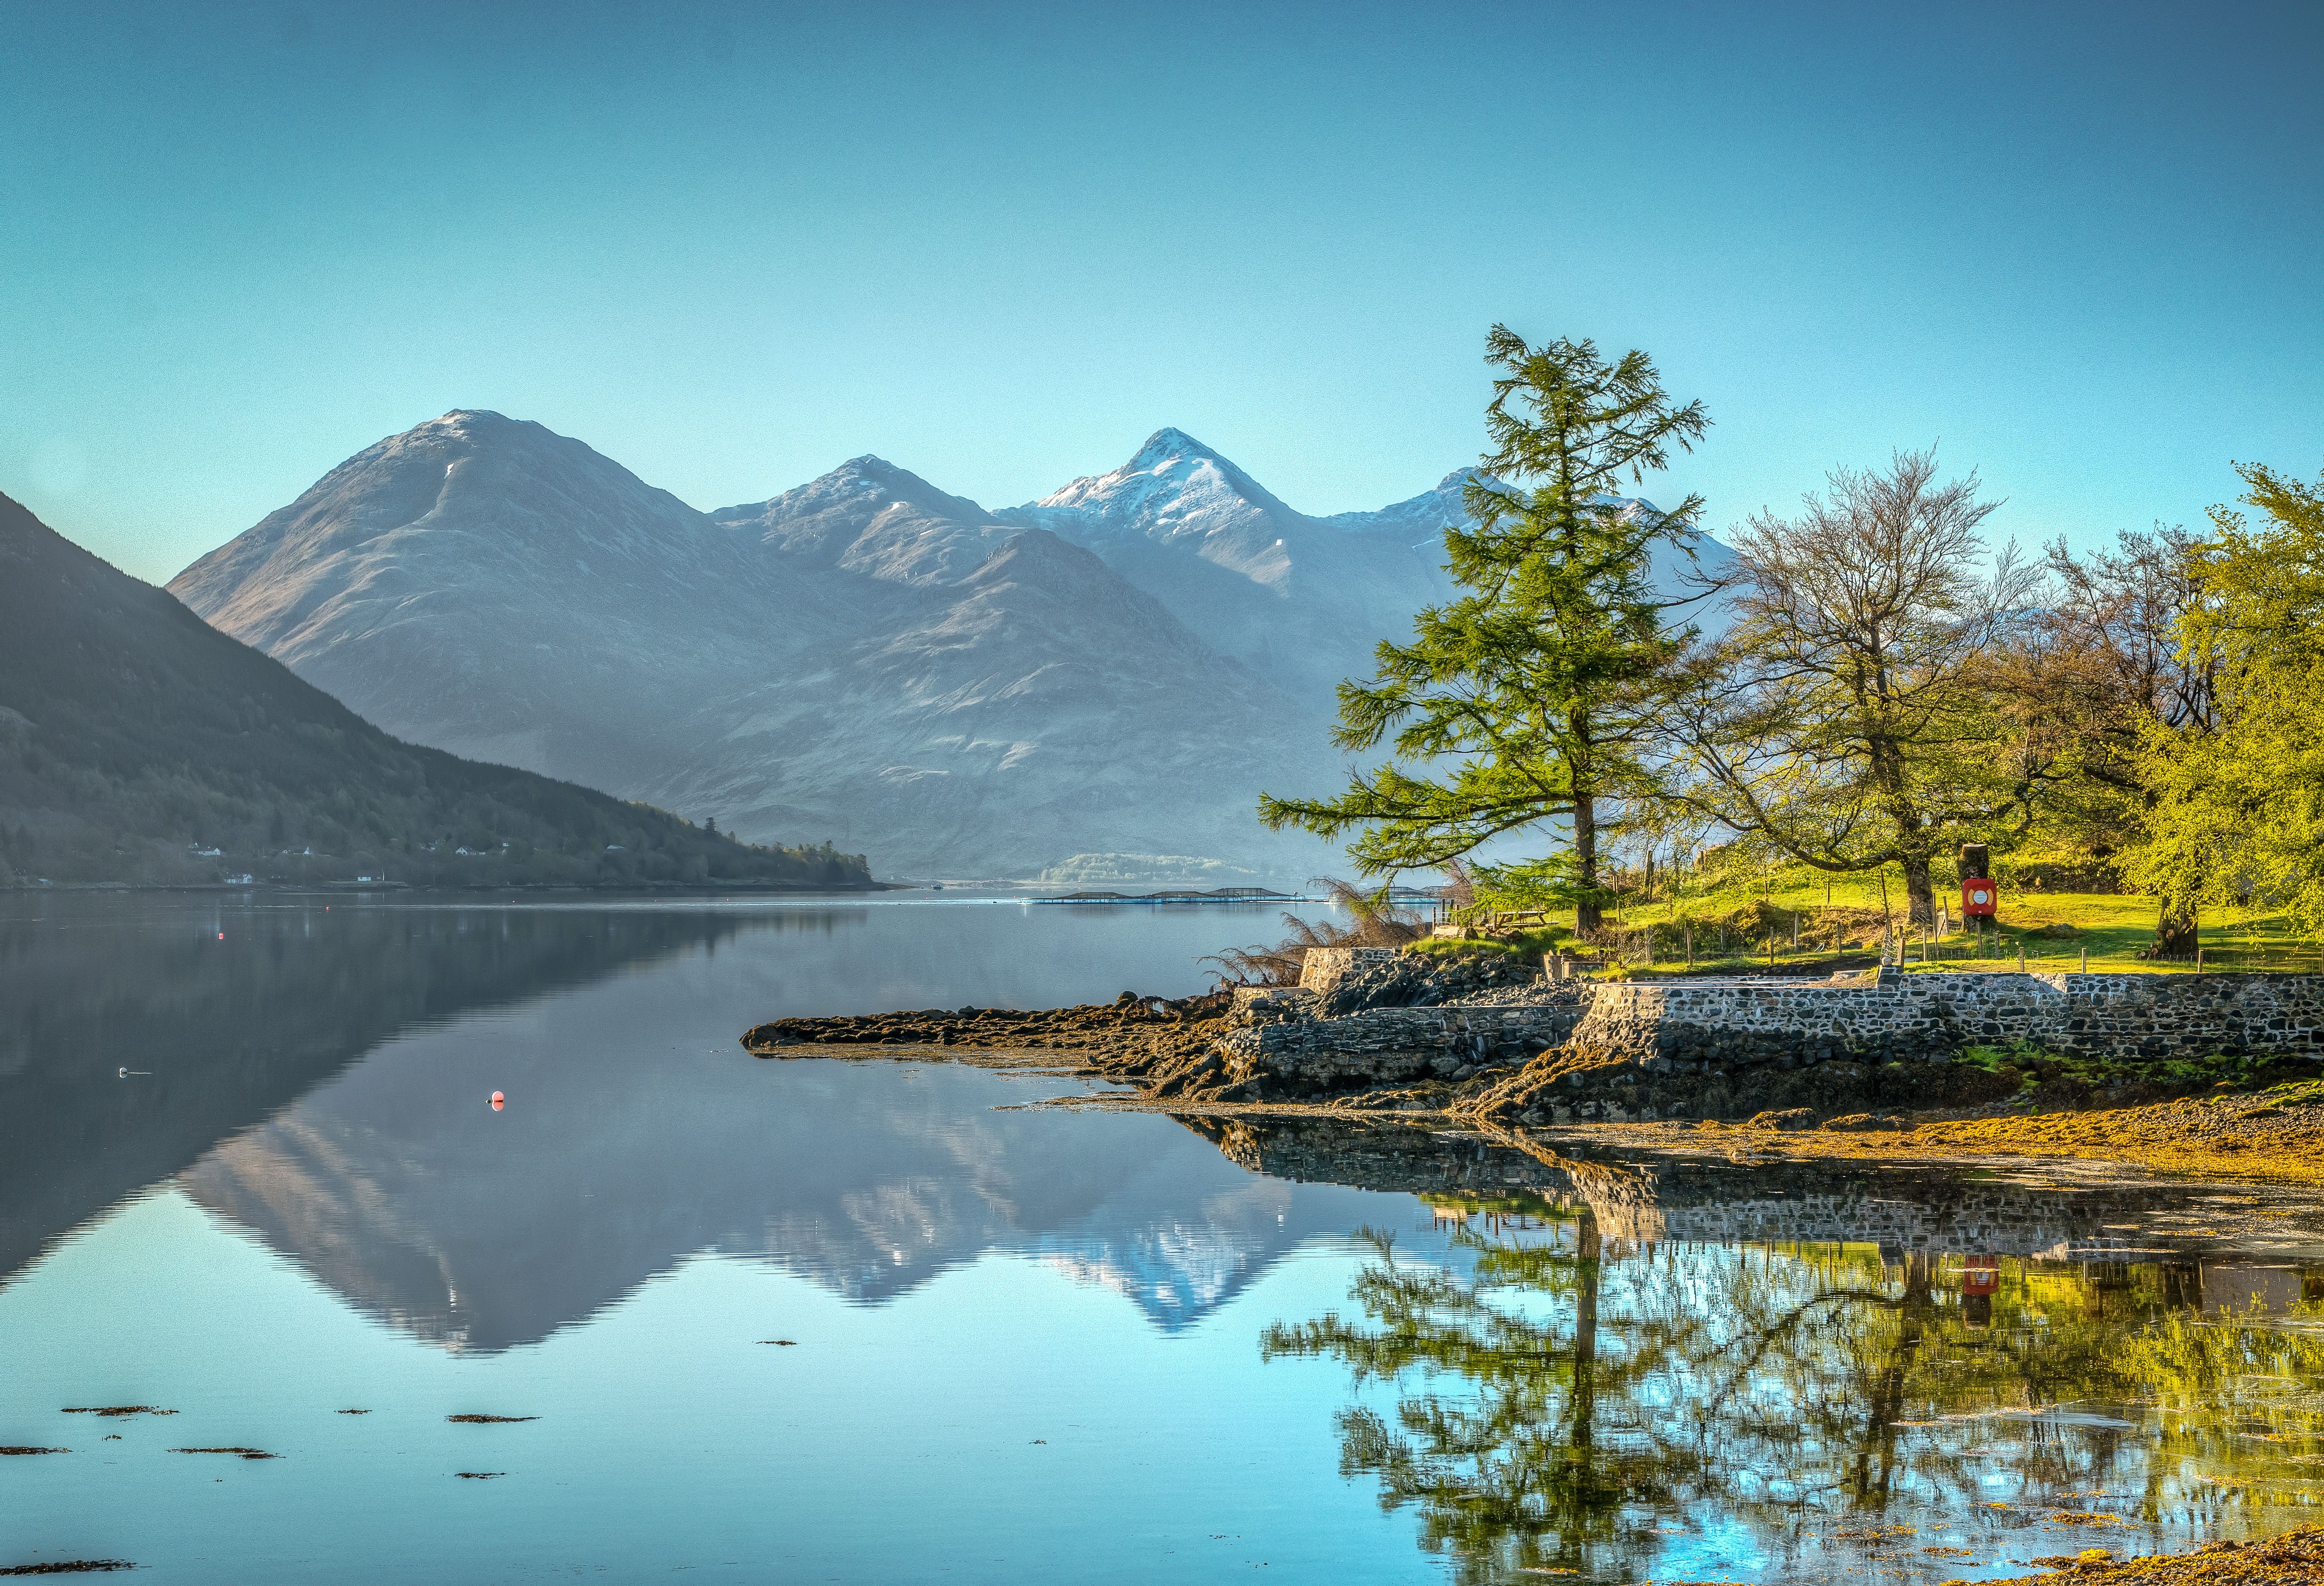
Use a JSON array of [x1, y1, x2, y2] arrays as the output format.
[[1219, 965, 2324, 1101], [1577, 972, 2324, 1065], [1297, 947, 1404, 998], [1219, 1002, 1584, 1090]]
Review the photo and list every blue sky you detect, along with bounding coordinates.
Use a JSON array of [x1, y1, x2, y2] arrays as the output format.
[[3, 0, 2317, 584]]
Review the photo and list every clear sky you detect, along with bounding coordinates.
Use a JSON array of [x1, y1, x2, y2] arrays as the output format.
[[3, 0, 2317, 584]]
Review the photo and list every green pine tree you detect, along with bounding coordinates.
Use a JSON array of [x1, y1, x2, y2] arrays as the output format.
[[1259, 326, 1711, 930]]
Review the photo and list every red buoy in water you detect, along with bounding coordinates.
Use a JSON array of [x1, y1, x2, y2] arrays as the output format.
[[490, 1091, 505, 1111]]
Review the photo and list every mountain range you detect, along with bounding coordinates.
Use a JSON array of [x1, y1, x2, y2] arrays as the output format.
[[169, 414, 1728, 882]]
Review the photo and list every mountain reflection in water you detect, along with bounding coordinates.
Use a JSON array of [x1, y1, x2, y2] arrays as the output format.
[[0, 895, 754, 1280], [175, 1055, 1382, 1347], [1238, 1119, 2324, 1583], [1, 892, 1383, 1347]]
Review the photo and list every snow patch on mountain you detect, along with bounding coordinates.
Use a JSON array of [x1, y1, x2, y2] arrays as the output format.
[[1319, 468, 1489, 537]]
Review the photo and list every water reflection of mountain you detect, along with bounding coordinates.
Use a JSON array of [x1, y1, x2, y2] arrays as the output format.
[[0, 897, 751, 1281], [178, 1017, 1385, 1352]]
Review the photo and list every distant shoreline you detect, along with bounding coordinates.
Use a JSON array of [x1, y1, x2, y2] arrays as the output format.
[[0, 878, 899, 897]]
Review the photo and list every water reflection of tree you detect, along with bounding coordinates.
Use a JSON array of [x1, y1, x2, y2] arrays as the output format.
[[2110, 1308, 2324, 1527], [1267, 1176, 2324, 1582], [1263, 1203, 1709, 1583]]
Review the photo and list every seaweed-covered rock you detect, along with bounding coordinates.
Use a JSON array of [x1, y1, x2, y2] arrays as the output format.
[[740, 991, 1233, 1082], [1313, 951, 1541, 1016]]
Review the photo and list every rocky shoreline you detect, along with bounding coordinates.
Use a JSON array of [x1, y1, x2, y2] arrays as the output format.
[[743, 947, 2324, 1138]]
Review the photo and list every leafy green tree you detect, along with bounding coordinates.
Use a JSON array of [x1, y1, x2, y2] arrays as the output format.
[[2128, 463, 2324, 940], [1259, 327, 1711, 931], [1673, 449, 2043, 926]]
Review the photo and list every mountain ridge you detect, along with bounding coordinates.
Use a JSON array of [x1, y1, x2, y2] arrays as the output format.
[[173, 417, 1340, 880], [0, 489, 867, 889]]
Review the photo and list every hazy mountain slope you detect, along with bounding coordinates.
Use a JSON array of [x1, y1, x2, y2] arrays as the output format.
[[170, 410, 814, 796], [699, 457, 1335, 876], [0, 491, 863, 888]]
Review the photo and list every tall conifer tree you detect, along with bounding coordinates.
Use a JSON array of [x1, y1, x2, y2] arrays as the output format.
[[1260, 327, 1710, 930]]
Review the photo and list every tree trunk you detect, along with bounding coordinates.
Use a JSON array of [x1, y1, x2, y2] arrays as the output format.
[[2151, 901, 2199, 960], [1902, 853, 1935, 927], [1871, 738, 1935, 926], [1546, 1208, 1602, 1575], [1574, 793, 1602, 934], [1857, 1287, 1926, 1505], [1572, 1208, 1599, 1448]]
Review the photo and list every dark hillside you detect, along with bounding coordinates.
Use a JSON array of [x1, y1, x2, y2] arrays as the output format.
[[0, 492, 870, 888]]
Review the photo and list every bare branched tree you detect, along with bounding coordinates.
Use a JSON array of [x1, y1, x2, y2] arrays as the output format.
[[1993, 525, 2221, 948], [1673, 449, 2048, 924], [2036, 525, 2221, 758]]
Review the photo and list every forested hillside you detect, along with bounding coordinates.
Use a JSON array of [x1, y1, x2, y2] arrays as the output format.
[[0, 492, 870, 889]]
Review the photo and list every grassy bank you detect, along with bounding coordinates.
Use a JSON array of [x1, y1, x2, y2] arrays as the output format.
[[1434, 866, 2318, 978]]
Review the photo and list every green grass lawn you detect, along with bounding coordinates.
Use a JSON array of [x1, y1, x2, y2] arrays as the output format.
[[1440, 866, 2319, 978]]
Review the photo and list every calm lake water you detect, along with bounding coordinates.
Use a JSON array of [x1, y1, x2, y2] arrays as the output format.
[[7, 891, 2324, 1583]]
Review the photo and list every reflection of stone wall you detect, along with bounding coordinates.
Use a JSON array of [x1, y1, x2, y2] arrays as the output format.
[[1204, 1117, 1573, 1199], [1206, 1115, 2262, 1259], [1583, 1183, 2168, 1257], [2202, 1264, 2309, 1316]]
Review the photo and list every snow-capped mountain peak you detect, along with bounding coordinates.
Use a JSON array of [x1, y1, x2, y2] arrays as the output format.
[[1128, 425, 1214, 463], [1004, 427, 1304, 588]]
